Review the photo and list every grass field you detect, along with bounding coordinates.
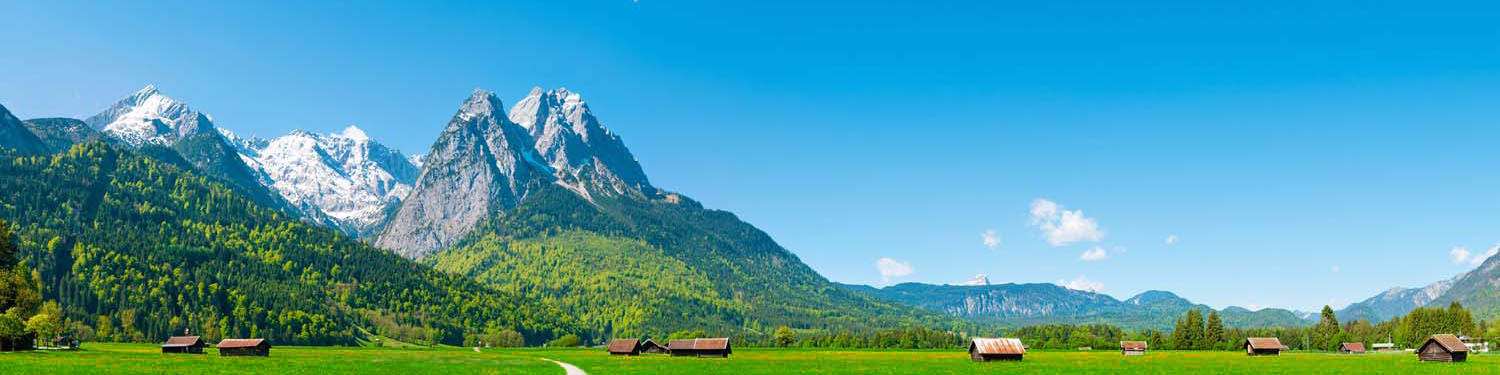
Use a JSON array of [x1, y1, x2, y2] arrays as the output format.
[[3, 344, 1496, 374]]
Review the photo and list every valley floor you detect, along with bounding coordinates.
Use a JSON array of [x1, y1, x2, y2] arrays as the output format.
[[4, 344, 1497, 374]]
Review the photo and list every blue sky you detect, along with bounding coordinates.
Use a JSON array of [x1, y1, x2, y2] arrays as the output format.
[[4, 1, 1500, 312]]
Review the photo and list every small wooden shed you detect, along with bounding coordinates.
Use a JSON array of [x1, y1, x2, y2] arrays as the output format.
[[1339, 342, 1366, 354], [1120, 341, 1147, 356], [1372, 343, 1397, 352], [217, 338, 271, 357], [640, 339, 668, 354], [1243, 337, 1282, 356], [689, 338, 732, 358], [161, 336, 206, 354], [969, 338, 1025, 362], [1417, 334, 1467, 362], [607, 339, 641, 356], [667, 339, 697, 357]]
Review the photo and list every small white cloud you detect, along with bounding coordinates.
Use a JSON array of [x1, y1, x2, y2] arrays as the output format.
[[1451, 246, 1471, 265], [1330, 265, 1340, 273], [876, 258, 914, 283], [1079, 247, 1108, 262], [982, 229, 1001, 248], [1057, 275, 1104, 293], [1029, 198, 1104, 246], [1164, 235, 1178, 245], [1472, 244, 1498, 266]]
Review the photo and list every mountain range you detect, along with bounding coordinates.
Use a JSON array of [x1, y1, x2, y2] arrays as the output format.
[[2, 85, 1498, 343]]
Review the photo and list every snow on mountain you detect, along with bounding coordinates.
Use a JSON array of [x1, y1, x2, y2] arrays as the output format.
[[508, 87, 651, 199], [225, 126, 419, 236], [84, 85, 214, 146], [954, 274, 990, 286]]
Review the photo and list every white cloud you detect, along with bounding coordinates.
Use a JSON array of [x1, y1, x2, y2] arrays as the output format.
[[1057, 275, 1104, 293], [1451, 246, 1471, 265], [1079, 247, 1108, 262], [1029, 199, 1104, 246], [876, 258, 913, 283], [1164, 235, 1178, 245], [982, 229, 1001, 248], [1472, 244, 1498, 266], [1330, 265, 1340, 273]]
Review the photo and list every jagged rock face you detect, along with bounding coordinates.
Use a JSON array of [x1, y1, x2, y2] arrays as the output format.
[[0, 104, 49, 153], [84, 85, 214, 147], [375, 90, 547, 258], [225, 126, 419, 236], [509, 87, 650, 199]]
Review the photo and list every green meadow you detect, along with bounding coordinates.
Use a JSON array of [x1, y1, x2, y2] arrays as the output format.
[[3, 344, 1497, 374]]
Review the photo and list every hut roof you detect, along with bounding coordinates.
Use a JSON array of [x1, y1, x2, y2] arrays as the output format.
[[1420, 334, 1468, 353], [667, 338, 730, 350], [1340, 342, 1366, 352], [607, 339, 639, 353], [217, 338, 268, 348], [1120, 341, 1148, 350], [970, 338, 1025, 355], [162, 336, 203, 347], [1243, 337, 1282, 350], [641, 339, 663, 348]]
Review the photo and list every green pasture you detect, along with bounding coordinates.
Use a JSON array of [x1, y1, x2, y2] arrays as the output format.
[[3, 344, 1496, 374]]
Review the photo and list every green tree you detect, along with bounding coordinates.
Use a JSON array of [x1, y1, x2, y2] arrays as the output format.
[[1203, 311, 1225, 350], [548, 334, 581, 347], [1314, 305, 1341, 351], [774, 326, 796, 347]]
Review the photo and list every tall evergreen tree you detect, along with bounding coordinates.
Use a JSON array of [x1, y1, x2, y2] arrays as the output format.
[[1203, 311, 1225, 350], [1315, 305, 1341, 351]]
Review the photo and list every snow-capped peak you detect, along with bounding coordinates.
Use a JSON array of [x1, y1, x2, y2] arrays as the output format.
[[339, 125, 370, 142], [508, 87, 650, 195], [85, 85, 212, 146], [458, 89, 502, 121]]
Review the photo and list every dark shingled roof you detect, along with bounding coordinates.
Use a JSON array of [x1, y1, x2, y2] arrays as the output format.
[[161, 336, 202, 347], [607, 339, 639, 353], [216, 338, 268, 348], [1420, 334, 1468, 353]]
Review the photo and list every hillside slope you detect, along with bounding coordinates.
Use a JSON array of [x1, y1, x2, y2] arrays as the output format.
[[0, 142, 579, 345]]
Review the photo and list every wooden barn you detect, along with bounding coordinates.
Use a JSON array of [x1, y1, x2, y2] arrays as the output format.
[[160, 336, 206, 354], [640, 339, 668, 354], [668, 339, 697, 357], [1416, 334, 1467, 363], [1339, 342, 1366, 354], [607, 339, 641, 356], [1120, 341, 1147, 356], [217, 338, 271, 357], [1243, 337, 1282, 356], [969, 338, 1025, 362]]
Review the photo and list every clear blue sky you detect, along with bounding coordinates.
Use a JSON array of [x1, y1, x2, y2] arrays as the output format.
[[4, 1, 1500, 312]]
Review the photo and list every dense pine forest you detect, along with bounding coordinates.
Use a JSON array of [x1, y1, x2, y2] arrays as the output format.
[[0, 143, 582, 346]]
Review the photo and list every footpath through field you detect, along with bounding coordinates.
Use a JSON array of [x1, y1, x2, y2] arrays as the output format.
[[541, 358, 588, 375]]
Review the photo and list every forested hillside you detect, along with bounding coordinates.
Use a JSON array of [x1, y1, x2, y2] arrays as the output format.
[[0, 143, 581, 346], [428, 185, 975, 342]]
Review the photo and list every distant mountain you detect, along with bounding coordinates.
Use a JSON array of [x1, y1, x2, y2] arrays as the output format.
[[224, 126, 419, 237], [0, 103, 49, 153], [22, 117, 104, 152], [380, 87, 960, 339], [374, 90, 551, 257], [1336, 249, 1500, 323], [82, 86, 281, 207], [837, 282, 1311, 331]]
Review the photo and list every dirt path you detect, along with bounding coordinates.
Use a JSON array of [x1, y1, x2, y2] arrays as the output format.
[[540, 358, 587, 375]]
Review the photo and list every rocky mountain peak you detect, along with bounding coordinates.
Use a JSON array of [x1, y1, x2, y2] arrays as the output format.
[[85, 85, 212, 146]]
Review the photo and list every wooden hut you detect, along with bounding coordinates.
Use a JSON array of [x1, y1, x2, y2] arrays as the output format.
[[668, 339, 697, 357], [1416, 334, 1467, 362], [161, 336, 206, 354], [1339, 342, 1366, 354], [607, 339, 641, 356], [640, 339, 668, 354], [1372, 343, 1397, 352], [692, 338, 732, 358], [969, 338, 1025, 362], [217, 338, 271, 357], [1243, 337, 1282, 356], [1120, 341, 1147, 356]]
